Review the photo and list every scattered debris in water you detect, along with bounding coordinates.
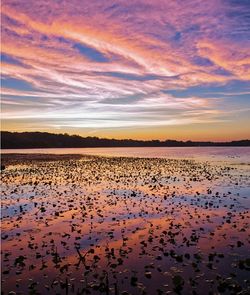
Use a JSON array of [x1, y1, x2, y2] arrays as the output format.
[[1, 154, 250, 294]]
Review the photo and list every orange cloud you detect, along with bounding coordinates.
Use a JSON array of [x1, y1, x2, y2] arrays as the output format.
[[1, 0, 250, 138], [197, 40, 250, 80]]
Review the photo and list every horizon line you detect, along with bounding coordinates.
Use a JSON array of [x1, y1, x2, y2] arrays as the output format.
[[1, 130, 250, 144]]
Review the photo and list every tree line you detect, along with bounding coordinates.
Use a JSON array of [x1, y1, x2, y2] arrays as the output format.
[[1, 131, 250, 149]]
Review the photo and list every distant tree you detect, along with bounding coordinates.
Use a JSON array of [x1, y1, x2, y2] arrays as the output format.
[[1, 131, 249, 149]]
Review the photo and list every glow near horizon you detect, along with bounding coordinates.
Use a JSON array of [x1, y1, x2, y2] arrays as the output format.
[[1, 0, 250, 140]]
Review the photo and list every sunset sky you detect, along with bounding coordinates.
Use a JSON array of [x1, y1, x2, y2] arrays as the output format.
[[1, 0, 250, 141]]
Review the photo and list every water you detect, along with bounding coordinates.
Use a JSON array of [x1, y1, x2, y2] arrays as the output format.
[[2, 146, 250, 163], [1, 149, 250, 294]]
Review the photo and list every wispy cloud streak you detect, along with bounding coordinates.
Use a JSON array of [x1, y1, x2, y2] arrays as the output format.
[[1, 0, 250, 136]]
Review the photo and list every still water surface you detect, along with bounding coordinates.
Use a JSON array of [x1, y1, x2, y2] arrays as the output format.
[[2, 146, 250, 163], [1, 147, 250, 294]]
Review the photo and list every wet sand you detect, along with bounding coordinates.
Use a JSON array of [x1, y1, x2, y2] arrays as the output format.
[[1, 153, 250, 295]]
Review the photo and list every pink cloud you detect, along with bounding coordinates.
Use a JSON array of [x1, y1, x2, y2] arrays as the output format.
[[1, 0, 249, 131]]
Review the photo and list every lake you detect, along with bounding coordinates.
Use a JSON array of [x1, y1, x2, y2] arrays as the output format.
[[2, 146, 250, 164], [1, 150, 250, 294]]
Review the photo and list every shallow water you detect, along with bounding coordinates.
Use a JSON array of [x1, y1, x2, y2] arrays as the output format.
[[2, 146, 250, 164], [1, 155, 250, 295]]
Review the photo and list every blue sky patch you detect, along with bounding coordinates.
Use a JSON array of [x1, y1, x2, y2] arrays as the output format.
[[1, 77, 35, 91], [73, 43, 109, 62]]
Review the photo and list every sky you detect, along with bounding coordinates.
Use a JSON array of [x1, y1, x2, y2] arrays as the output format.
[[1, 0, 250, 141]]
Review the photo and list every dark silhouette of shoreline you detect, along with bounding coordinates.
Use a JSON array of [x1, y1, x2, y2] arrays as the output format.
[[1, 131, 250, 149]]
